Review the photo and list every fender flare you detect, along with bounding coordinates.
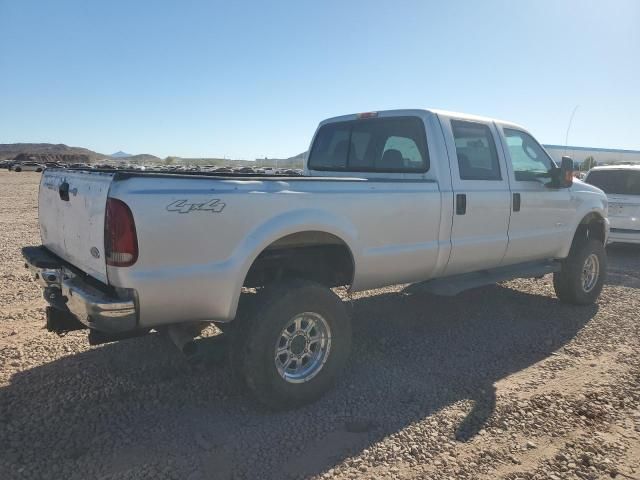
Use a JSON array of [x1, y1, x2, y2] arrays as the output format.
[[226, 208, 359, 318], [559, 210, 608, 258]]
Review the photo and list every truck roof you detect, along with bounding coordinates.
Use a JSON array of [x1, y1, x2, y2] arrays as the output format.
[[320, 108, 527, 131]]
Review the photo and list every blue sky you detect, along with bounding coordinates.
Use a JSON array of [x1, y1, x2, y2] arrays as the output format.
[[1, 0, 638, 159]]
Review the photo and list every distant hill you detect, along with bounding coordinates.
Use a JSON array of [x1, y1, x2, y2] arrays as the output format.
[[0, 143, 109, 162], [127, 154, 162, 163], [0, 143, 304, 167], [0, 143, 160, 164], [255, 152, 306, 169]]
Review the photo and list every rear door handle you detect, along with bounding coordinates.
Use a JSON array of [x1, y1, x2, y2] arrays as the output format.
[[513, 193, 521, 212], [456, 194, 466, 215]]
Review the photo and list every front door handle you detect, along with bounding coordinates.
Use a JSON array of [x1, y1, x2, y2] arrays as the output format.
[[456, 194, 467, 215], [513, 193, 521, 212]]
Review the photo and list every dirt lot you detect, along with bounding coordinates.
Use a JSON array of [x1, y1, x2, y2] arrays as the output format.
[[0, 171, 639, 480]]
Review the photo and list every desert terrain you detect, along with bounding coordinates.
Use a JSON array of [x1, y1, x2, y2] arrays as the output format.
[[0, 171, 638, 480]]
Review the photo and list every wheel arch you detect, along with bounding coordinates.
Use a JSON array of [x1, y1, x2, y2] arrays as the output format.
[[560, 211, 607, 258], [242, 230, 356, 290], [226, 209, 359, 320]]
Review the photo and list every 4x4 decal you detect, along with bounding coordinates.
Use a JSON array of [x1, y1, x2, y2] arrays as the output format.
[[166, 199, 226, 214]]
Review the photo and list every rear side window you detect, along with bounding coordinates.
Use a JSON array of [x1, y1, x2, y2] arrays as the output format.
[[308, 116, 429, 173], [451, 120, 501, 180], [586, 170, 640, 195]]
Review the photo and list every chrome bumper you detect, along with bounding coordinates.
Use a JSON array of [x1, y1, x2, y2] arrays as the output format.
[[22, 246, 138, 333]]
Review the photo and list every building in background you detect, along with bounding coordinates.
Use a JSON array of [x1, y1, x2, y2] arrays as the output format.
[[543, 145, 640, 168]]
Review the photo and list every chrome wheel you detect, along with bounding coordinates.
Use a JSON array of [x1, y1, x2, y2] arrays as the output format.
[[275, 312, 331, 384], [581, 253, 600, 293]]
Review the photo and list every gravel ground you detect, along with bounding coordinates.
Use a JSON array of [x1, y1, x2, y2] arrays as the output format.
[[0, 170, 639, 480]]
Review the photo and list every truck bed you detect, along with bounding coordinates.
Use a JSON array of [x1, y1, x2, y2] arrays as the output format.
[[39, 167, 444, 326]]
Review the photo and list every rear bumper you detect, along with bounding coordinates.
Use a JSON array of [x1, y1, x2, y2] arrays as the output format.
[[22, 246, 138, 333], [607, 228, 640, 245]]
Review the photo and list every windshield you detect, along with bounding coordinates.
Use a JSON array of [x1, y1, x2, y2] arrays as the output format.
[[585, 169, 640, 195]]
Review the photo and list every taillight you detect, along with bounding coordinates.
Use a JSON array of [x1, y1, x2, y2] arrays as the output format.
[[105, 198, 138, 267]]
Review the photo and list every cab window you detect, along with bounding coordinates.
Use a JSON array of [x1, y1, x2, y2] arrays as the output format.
[[308, 116, 429, 173], [451, 120, 501, 180], [503, 128, 555, 181]]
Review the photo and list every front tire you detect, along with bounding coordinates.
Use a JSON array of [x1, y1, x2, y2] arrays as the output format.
[[14, 167, 21, 172], [553, 239, 606, 305], [231, 280, 351, 409]]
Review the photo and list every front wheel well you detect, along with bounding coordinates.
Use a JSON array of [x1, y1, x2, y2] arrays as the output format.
[[572, 213, 606, 248], [243, 231, 355, 289]]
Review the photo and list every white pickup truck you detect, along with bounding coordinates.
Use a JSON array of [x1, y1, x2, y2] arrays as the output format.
[[23, 109, 609, 408]]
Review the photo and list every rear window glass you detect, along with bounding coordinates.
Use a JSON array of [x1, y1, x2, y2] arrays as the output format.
[[308, 117, 429, 173], [586, 170, 640, 195]]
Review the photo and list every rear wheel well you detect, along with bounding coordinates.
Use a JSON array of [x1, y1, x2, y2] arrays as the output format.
[[243, 231, 354, 289]]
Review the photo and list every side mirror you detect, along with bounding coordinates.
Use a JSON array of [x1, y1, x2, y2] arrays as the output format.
[[560, 156, 574, 187], [549, 156, 574, 188]]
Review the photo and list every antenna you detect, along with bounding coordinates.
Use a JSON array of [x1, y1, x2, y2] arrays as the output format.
[[564, 105, 579, 156]]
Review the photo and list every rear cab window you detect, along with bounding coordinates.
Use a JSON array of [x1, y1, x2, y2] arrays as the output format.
[[451, 120, 501, 181], [308, 116, 429, 173], [586, 170, 640, 195]]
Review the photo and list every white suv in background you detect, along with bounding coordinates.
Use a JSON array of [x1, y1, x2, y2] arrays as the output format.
[[585, 165, 640, 244]]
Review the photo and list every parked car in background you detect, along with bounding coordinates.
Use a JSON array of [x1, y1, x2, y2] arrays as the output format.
[[13, 161, 44, 172], [585, 165, 640, 244], [44, 162, 65, 169]]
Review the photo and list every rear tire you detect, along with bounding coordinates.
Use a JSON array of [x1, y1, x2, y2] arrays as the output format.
[[14, 167, 21, 172], [553, 239, 606, 305], [230, 280, 351, 409]]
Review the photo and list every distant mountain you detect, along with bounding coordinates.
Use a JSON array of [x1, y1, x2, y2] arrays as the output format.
[[0, 143, 109, 162], [111, 151, 132, 158]]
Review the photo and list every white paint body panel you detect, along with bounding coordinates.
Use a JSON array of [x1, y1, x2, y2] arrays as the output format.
[[106, 177, 443, 327], [437, 113, 512, 275], [35, 109, 609, 328]]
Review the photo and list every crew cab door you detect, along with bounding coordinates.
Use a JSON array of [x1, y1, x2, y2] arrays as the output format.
[[497, 127, 574, 263], [439, 116, 511, 276]]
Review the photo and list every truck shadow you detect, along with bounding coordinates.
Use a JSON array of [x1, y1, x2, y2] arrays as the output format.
[[0, 283, 597, 480]]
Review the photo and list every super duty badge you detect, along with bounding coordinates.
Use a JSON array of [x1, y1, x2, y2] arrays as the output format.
[[166, 199, 226, 214]]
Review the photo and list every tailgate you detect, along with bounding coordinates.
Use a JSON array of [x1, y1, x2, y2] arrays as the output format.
[[39, 169, 115, 283]]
